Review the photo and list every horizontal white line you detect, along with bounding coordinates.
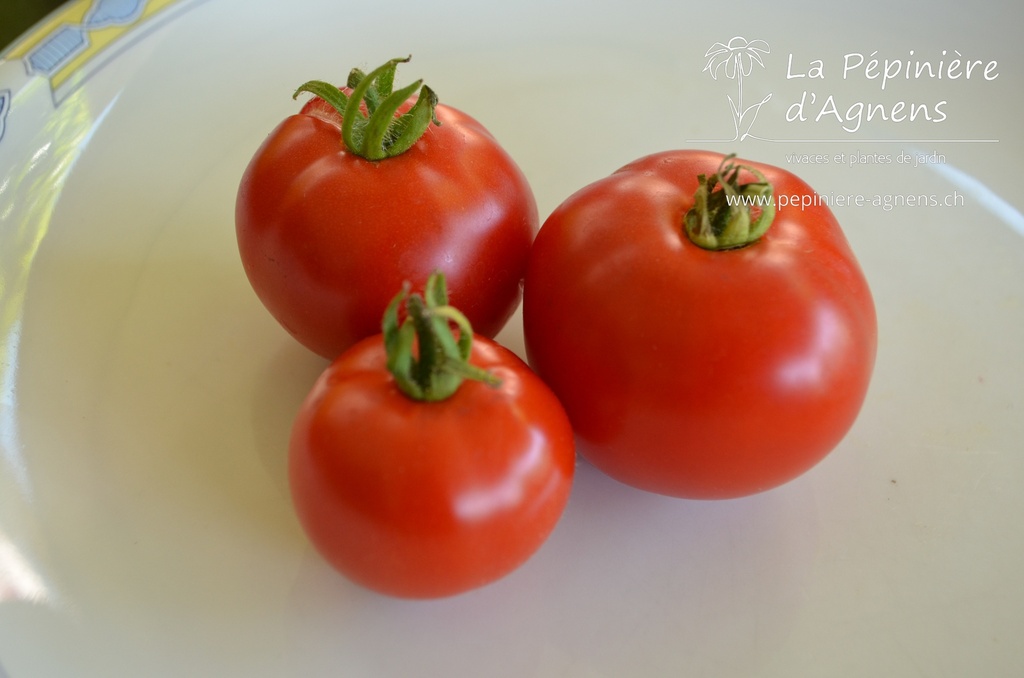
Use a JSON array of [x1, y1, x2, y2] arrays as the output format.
[[687, 138, 1000, 143]]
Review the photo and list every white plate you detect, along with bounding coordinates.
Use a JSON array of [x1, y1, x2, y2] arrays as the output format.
[[2, 1, 1023, 675]]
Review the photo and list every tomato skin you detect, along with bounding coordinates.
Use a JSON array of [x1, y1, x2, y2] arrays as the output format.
[[523, 150, 877, 499], [236, 95, 537, 359], [288, 335, 575, 599]]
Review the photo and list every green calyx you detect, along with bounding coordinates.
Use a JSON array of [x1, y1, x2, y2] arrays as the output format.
[[383, 272, 501, 402], [683, 154, 776, 250], [294, 55, 440, 161]]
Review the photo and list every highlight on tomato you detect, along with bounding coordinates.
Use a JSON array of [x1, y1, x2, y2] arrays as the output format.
[[236, 56, 537, 359], [523, 150, 877, 499], [288, 272, 576, 598]]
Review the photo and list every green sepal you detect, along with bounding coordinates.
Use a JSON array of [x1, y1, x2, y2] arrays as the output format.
[[383, 272, 500, 402], [684, 154, 776, 250], [293, 55, 441, 161], [292, 80, 350, 113]]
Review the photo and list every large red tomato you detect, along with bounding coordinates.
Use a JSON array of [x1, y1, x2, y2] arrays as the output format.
[[289, 274, 575, 598], [523, 150, 877, 499], [236, 57, 536, 359]]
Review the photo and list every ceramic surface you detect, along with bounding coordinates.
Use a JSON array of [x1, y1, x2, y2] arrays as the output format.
[[1, 1, 1022, 676]]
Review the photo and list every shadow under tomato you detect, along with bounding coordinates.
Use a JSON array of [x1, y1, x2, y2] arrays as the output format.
[[279, 449, 824, 677], [248, 338, 329, 502]]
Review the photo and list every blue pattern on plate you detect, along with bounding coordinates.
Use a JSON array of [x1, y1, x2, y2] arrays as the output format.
[[0, 0, 203, 148], [84, 0, 146, 29], [0, 89, 9, 142], [27, 26, 88, 75], [24, 0, 147, 76]]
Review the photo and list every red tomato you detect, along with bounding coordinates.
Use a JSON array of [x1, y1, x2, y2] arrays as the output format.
[[289, 276, 575, 598], [523, 150, 877, 499], [236, 57, 536, 359]]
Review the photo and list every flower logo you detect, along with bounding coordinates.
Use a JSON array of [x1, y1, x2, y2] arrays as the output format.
[[703, 37, 772, 141]]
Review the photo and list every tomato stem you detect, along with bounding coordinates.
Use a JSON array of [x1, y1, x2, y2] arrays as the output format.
[[383, 272, 501, 402], [683, 154, 775, 250], [293, 56, 441, 161]]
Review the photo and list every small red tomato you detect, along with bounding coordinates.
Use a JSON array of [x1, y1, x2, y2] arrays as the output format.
[[523, 151, 877, 499], [289, 273, 575, 598], [236, 56, 536, 359]]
